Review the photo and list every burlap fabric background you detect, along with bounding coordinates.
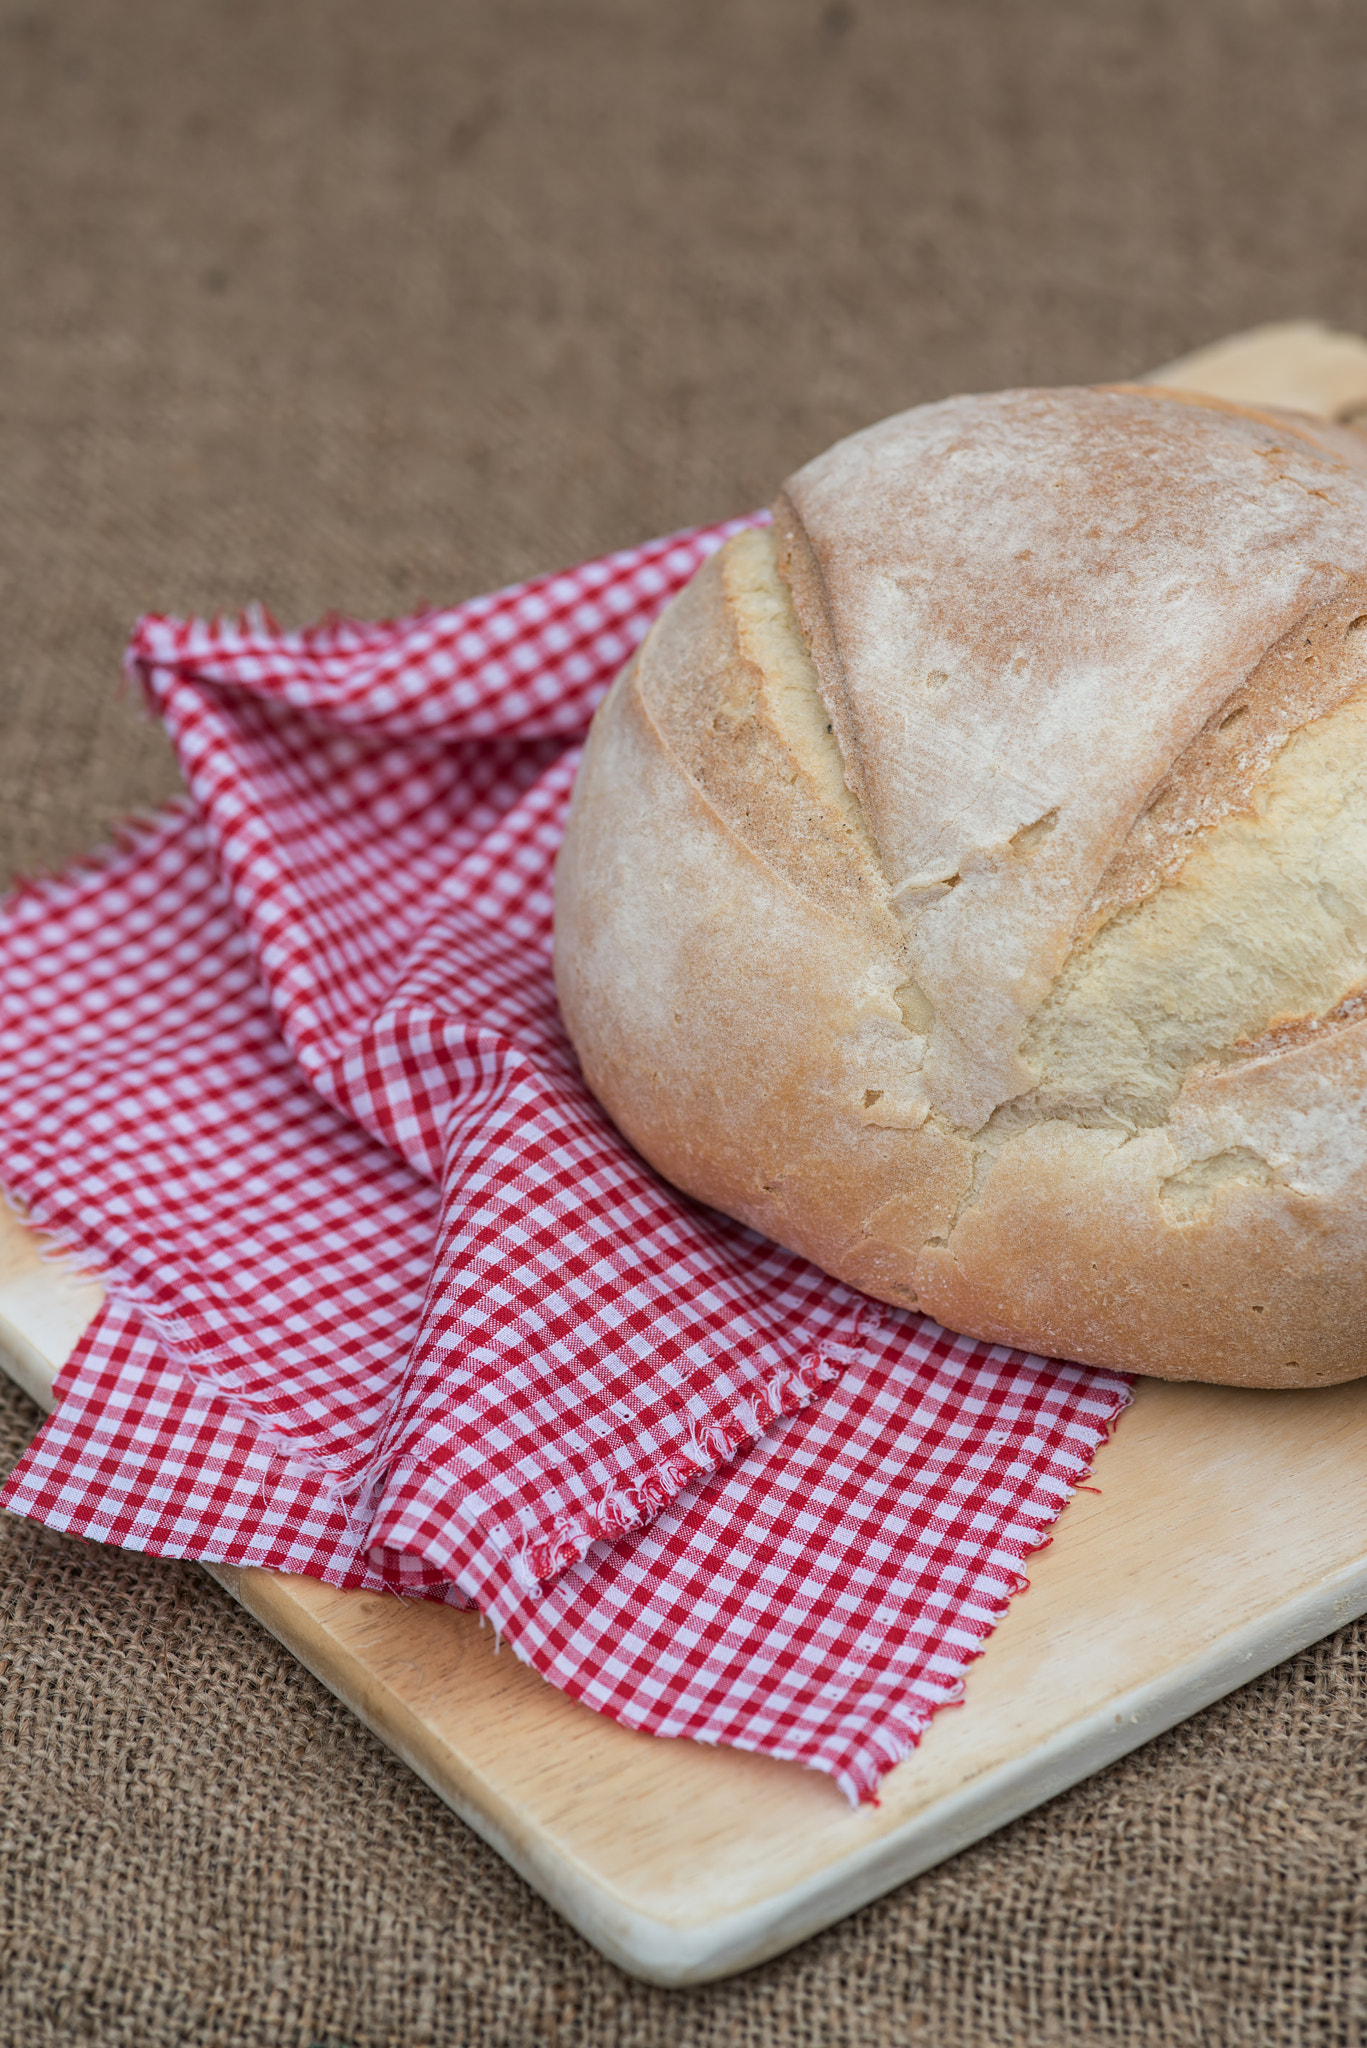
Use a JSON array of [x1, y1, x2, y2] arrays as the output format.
[[2, 3, 1366, 2042]]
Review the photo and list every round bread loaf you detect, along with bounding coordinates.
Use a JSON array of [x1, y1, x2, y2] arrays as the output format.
[[554, 386, 1367, 1388]]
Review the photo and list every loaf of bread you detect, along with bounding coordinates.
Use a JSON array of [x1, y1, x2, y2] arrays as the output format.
[[554, 386, 1367, 1387]]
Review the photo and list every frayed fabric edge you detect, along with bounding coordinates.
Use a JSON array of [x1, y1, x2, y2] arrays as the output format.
[[370, 1343, 856, 1593], [0, 1162, 865, 1572], [812, 1375, 1136, 1807], [0, 1189, 112, 1302], [1, 801, 194, 917], [1, 1174, 1137, 1808], [538, 1371, 1135, 1807]]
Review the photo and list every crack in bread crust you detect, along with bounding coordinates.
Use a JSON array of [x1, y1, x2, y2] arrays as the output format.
[[1080, 579, 1367, 939], [1011, 682, 1367, 1133]]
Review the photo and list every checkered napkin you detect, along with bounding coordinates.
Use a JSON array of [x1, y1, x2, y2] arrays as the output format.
[[0, 519, 1130, 1802]]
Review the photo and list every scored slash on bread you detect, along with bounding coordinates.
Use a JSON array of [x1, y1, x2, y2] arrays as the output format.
[[555, 357, 1367, 1390]]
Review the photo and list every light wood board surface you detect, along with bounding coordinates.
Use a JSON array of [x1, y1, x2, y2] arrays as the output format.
[[1140, 317, 1367, 417], [5, 322, 1367, 1986], [4, 1203, 1367, 1985]]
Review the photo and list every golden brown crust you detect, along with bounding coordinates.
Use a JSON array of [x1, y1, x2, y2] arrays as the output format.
[[554, 386, 1367, 1388], [768, 489, 866, 812], [553, 645, 972, 1297], [634, 532, 891, 930]]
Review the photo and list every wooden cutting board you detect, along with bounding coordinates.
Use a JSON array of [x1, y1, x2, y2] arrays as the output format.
[[4, 321, 1367, 1987]]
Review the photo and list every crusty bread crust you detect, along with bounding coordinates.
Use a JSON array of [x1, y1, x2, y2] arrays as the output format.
[[554, 387, 1367, 1387]]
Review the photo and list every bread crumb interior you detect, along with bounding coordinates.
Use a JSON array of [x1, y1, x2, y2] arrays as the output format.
[[1016, 687, 1367, 1129]]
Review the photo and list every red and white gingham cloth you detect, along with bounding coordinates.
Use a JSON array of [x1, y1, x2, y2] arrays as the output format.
[[0, 519, 1130, 1802]]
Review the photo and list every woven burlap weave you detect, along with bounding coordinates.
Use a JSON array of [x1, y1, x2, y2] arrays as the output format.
[[2, 2, 1366, 2041]]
